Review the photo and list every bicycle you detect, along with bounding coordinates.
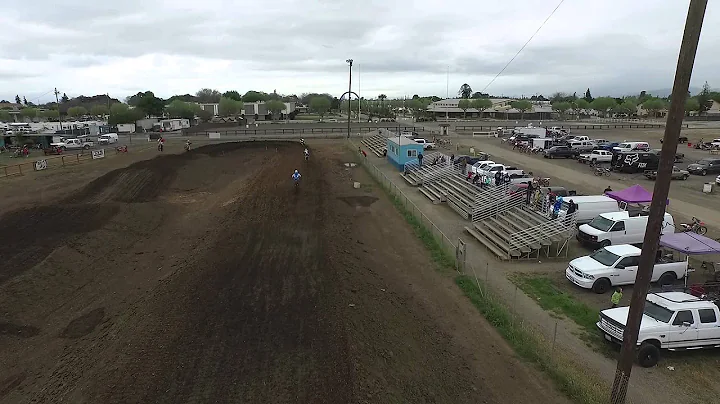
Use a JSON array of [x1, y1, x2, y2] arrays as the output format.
[[594, 167, 611, 177]]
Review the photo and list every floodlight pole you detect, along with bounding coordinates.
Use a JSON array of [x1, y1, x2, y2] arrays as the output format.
[[346, 59, 353, 139], [609, 1, 707, 403]]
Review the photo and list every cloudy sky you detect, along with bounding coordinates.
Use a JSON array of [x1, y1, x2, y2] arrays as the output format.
[[2, 0, 718, 103]]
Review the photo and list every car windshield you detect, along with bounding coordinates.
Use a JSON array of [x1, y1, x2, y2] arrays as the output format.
[[643, 301, 674, 323], [696, 159, 711, 165], [589, 248, 620, 266], [588, 216, 615, 232]]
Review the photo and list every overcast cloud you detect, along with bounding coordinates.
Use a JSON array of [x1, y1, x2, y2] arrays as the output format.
[[2, 0, 719, 103]]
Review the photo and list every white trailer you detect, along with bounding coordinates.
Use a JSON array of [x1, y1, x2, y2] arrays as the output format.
[[117, 123, 136, 133]]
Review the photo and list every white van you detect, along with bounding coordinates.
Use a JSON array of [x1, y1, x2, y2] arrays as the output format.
[[576, 210, 675, 248], [98, 133, 119, 144], [558, 195, 621, 225]]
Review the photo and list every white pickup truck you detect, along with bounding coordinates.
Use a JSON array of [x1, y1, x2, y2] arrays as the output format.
[[51, 138, 94, 150], [598, 292, 720, 367], [480, 163, 524, 178], [565, 244, 688, 294], [578, 149, 613, 164], [413, 138, 435, 149]]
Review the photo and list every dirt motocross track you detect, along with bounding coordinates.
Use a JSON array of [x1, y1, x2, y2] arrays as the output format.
[[0, 142, 566, 404]]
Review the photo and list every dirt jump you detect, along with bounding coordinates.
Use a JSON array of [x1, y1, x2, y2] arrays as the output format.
[[0, 141, 566, 404]]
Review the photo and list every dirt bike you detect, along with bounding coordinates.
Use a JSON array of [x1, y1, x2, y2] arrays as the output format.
[[680, 217, 707, 235], [594, 167, 611, 177], [184, 143, 191, 152]]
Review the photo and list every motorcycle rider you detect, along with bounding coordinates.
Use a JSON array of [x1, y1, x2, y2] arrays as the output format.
[[292, 169, 301, 185], [300, 138, 305, 146], [304, 148, 309, 160], [157, 137, 164, 151], [185, 140, 191, 151]]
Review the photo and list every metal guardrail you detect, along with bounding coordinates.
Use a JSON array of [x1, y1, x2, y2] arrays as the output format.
[[454, 123, 683, 131], [186, 125, 422, 137]]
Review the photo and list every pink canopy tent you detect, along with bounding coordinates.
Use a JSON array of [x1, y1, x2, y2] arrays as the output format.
[[605, 184, 669, 205]]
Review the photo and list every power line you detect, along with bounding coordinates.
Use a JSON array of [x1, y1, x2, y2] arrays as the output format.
[[480, 0, 566, 94]]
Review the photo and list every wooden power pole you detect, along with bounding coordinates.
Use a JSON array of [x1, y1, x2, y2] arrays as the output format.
[[610, 1, 708, 403]]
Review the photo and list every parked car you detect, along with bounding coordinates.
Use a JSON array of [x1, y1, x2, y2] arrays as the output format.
[[413, 138, 435, 149], [576, 210, 675, 248], [644, 166, 689, 181], [613, 142, 650, 152], [612, 151, 660, 173], [716, 174, 720, 185], [98, 133, 119, 144], [594, 139, 611, 146], [600, 142, 620, 151], [578, 150, 613, 164], [558, 195, 621, 225], [566, 244, 688, 293], [597, 292, 720, 367], [687, 158, 720, 176], [543, 146, 579, 159], [568, 141, 596, 153], [660, 135, 689, 144]]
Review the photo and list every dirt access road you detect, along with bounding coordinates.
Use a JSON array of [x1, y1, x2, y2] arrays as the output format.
[[0, 142, 566, 404]]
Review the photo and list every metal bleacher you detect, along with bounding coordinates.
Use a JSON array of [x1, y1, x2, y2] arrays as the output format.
[[360, 132, 387, 157], [401, 152, 452, 186], [465, 206, 577, 260]]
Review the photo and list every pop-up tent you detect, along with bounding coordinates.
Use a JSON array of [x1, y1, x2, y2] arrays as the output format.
[[659, 232, 720, 286], [660, 232, 720, 255], [605, 184, 668, 205]]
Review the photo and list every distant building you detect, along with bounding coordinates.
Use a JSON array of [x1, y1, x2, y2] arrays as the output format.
[[426, 98, 553, 120]]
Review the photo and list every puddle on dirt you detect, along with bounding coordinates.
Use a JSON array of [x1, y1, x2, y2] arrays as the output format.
[[337, 196, 378, 207], [0, 322, 40, 338], [0, 372, 26, 399], [61, 307, 105, 339]]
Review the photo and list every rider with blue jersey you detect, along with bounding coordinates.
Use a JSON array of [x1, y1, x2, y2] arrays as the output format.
[[292, 169, 301, 185]]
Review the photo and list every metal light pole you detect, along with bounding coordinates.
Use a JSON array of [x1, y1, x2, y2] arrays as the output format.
[[609, 1, 707, 403], [346, 59, 353, 139]]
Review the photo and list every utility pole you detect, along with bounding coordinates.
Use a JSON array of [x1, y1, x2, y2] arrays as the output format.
[[609, 1, 707, 403], [446, 66, 449, 120], [357, 64, 361, 123], [54, 87, 64, 131], [346, 59, 353, 139]]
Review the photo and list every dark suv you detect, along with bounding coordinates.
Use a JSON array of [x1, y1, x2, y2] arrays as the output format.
[[543, 146, 579, 159], [687, 158, 720, 176]]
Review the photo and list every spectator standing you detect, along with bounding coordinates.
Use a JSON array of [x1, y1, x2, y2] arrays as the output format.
[[418, 152, 424, 167], [611, 287, 623, 308]]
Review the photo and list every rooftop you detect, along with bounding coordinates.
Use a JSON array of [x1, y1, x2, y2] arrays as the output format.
[[387, 135, 424, 146], [648, 292, 717, 311]]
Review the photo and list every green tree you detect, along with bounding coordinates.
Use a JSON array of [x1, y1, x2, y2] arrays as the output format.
[[265, 100, 285, 120], [136, 92, 165, 117], [23, 96, 28, 105], [510, 100, 532, 120], [637, 91, 651, 104], [583, 88, 593, 102], [43, 109, 60, 120], [67, 106, 88, 118], [458, 84, 472, 99], [696, 81, 714, 115], [574, 99, 590, 118], [166, 100, 198, 120], [15, 95, 21, 104], [642, 98, 666, 118], [222, 90, 243, 101], [618, 100, 637, 116], [195, 88, 222, 103], [551, 101, 571, 119], [218, 97, 241, 117], [309, 96, 331, 120], [457, 99, 471, 118], [242, 91, 269, 103], [109, 103, 142, 125], [61, 93, 69, 103], [196, 107, 213, 122], [0, 110, 11, 122], [20, 107, 38, 120], [685, 97, 700, 114], [377, 94, 387, 105], [471, 98, 492, 117], [590, 97, 617, 117], [90, 104, 109, 117]]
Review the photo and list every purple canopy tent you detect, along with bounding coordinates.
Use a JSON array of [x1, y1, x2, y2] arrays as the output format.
[[660, 232, 720, 255], [659, 232, 720, 286], [604, 184, 669, 205]]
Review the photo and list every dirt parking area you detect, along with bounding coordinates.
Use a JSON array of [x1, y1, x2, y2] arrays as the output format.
[[0, 141, 567, 404], [450, 132, 720, 402]]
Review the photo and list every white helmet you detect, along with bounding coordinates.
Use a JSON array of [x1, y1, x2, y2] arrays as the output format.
[[294, 170, 299, 174]]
